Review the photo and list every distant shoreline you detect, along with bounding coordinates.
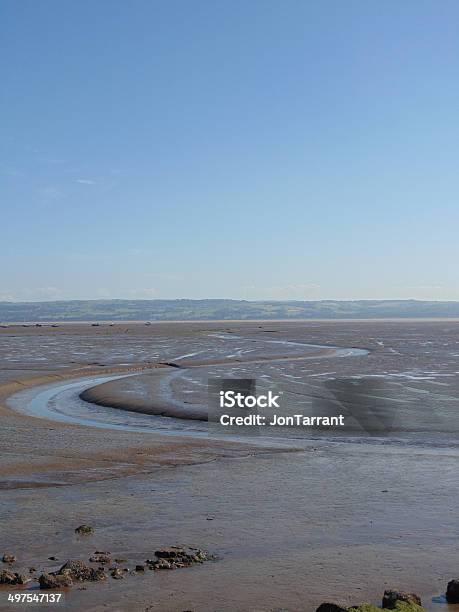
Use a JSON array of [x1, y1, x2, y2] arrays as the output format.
[[2, 298, 459, 323], [2, 317, 459, 325]]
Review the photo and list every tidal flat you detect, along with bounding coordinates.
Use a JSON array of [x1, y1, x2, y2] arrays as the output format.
[[0, 320, 458, 611]]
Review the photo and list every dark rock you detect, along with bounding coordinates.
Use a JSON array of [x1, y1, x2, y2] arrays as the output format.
[[92, 568, 107, 581], [58, 560, 93, 581], [58, 560, 106, 582], [111, 568, 124, 580], [89, 553, 111, 564], [350, 605, 424, 612], [316, 604, 348, 612], [154, 547, 183, 559], [147, 558, 173, 570], [446, 579, 459, 603], [135, 565, 145, 572], [147, 547, 213, 570], [0, 570, 17, 584], [48, 556, 57, 561], [74, 524, 94, 535], [12, 573, 30, 585], [0, 570, 29, 585], [2, 554, 16, 564], [29, 567, 36, 573], [382, 590, 422, 608], [193, 549, 210, 562], [154, 547, 210, 564], [39, 572, 73, 589]]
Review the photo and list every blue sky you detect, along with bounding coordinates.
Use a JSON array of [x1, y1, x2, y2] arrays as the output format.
[[1, 0, 458, 301]]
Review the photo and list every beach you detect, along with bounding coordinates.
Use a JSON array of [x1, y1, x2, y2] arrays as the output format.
[[1, 321, 458, 611]]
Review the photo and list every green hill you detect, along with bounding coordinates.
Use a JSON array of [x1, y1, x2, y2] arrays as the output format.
[[1, 299, 459, 322]]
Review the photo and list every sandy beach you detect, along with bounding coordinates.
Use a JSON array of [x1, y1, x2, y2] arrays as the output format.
[[1, 321, 458, 611]]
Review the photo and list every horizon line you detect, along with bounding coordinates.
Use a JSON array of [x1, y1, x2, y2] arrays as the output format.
[[2, 298, 459, 304]]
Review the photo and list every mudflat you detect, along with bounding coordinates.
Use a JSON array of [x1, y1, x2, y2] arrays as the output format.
[[1, 321, 458, 611]]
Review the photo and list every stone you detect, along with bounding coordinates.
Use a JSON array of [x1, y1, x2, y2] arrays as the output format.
[[446, 578, 459, 603], [0, 570, 17, 585], [149, 559, 173, 570], [382, 591, 421, 608], [2, 554, 16, 564], [0, 570, 28, 585], [111, 568, 124, 579], [154, 548, 183, 559], [58, 559, 106, 582], [39, 573, 73, 589], [351, 604, 425, 612], [89, 553, 111, 564], [146, 546, 213, 570], [154, 547, 210, 566], [14, 573, 30, 585], [135, 565, 145, 572], [446, 579, 459, 603], [316, 604, 348, 612], [74, 524, 94, 535]]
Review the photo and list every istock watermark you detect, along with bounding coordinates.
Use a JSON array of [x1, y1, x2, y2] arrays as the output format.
[[208, 377, 399, 437], [219, 389, 280, 409], [208, 378, 346, 435]]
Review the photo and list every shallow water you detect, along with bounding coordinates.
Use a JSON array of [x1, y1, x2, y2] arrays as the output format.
[[6, 333, 368, 442], [4, 321, 459, 448]]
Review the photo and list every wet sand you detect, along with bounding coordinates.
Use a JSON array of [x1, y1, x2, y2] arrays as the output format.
[[78, 339, 344, 421], [1, 321, 458, 611]]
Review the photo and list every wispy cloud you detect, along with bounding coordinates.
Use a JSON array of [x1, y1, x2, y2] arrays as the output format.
[[75, 178, 96, 185]]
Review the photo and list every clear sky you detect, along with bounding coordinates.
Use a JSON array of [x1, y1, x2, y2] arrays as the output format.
[[1, 0, 458, 302]]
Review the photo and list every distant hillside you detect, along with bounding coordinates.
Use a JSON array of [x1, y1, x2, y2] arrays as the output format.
[[1, 299, 459, 322]]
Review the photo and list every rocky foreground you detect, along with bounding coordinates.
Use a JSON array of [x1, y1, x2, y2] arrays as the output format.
[[316, 583, 459, 611], [2, 538, 459, 612], [0, 528, 215, 592]]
